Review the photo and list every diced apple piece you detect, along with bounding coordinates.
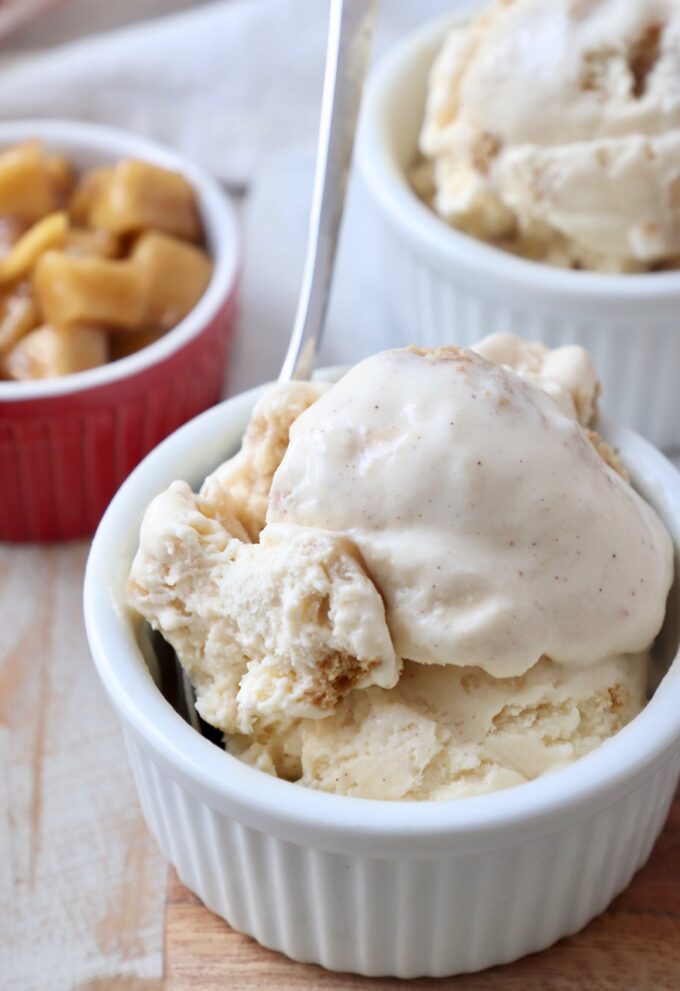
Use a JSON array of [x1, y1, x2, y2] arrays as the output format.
[[2, 324, 108, 379], [0, 283, 38, 354], [45, 154, 74, 199], [87, 159, 201, 240], [110, 327, 166, 361], [68, 166, 113, 225], [0, 141, 69, 221], [0, 212, 68, 284], [0, 216, 28, 256], [64, 227, 122, 259], [33, 251, 146, 330], [131, 231, 212, 330]]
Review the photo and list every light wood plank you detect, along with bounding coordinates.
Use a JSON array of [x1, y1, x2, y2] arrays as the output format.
[[0, 542, 166, 990]]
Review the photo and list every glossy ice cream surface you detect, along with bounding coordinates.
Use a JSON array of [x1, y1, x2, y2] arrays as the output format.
[[419, 0, 680, 271], [128, 336, 673, 800], [269, 346, 669, 677]]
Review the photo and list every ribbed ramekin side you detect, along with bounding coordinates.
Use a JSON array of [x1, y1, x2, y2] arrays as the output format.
[[121, 722, 680, 979], [379, 225, 680, 448]]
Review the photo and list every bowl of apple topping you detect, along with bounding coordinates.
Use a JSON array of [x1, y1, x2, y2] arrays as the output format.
[[0, 119, 239, 542]]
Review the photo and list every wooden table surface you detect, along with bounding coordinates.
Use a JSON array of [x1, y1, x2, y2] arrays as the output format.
[[1, 541, 166, 991]]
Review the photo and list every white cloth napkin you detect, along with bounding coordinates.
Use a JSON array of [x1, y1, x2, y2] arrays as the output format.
[[0, 0, 457, 188]]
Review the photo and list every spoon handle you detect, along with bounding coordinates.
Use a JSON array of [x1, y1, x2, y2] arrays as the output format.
[[279, 0, 379, 383], [174, 1, 378, 735]]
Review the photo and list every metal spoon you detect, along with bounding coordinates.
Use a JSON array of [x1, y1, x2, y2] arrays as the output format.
[[165, 0, 380, 733], [279, 0, 379, 382]]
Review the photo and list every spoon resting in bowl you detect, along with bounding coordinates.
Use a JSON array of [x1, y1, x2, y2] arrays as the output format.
[[167, 0, 379, 734]]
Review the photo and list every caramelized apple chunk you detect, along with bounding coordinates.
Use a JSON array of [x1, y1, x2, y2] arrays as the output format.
[[110, 327, 166, 361], [0, 142, 71, 221], [2, 324, 108, 379], [131, 231, 213, 329], [33, 251, 146, 330], [0, 216, 28, 256], [63, 227, 122, 259], [68, 166, 113, 225], [0, 212, 68, 284], [86, 159, 201, 240], [0, 283, 38, 355]]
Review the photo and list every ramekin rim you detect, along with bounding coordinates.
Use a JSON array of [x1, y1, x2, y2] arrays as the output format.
[[0, 118, 240, 402], [83, 372, 680, 843], [357, 11, 680, 302]]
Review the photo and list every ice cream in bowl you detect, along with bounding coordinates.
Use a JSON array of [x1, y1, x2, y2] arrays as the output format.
[[358, 0, 680, 447], [417, 0, 680, 274], [84, 334, 680, 977]]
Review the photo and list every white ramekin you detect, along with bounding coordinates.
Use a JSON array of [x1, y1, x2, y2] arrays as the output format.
[[358, 12, 680, 450], [84, 374, 680, 978]]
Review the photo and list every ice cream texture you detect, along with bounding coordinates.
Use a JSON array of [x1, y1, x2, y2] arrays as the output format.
[[269, 346, 670, 677], [128, 479, 399, 732], [294, 654, 647, 800], [128, 336, 674, 799], [419, 0, 680, 271]]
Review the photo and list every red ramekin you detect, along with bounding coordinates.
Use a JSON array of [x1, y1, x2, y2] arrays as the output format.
[[0, 120, 240, 542]]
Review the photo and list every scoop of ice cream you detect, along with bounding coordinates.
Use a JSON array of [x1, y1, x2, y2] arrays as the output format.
[[472, 332, 600, 426], [200, 380, 330, 541], [473, 334, 628, 477], [420, 0, 680, 269], [296, 654, 648, 800], [127, 480, 399, 732], [268, 347, 673, 677]]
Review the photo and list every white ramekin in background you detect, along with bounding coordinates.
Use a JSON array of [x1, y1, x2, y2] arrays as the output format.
[[84, 376, 680, 979], [358, 13, 680, 450]]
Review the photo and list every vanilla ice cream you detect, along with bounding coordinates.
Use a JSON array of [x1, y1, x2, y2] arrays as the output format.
[[200, 381, 330, 541], [230, 654, 647, 799], [269, 347, 671, 677], [128, 337, 674, 799], [297, 654, 647, 800], [471, 332, 600, 426], [128, 480, 399, 732], [419, 0, 680, 271]]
